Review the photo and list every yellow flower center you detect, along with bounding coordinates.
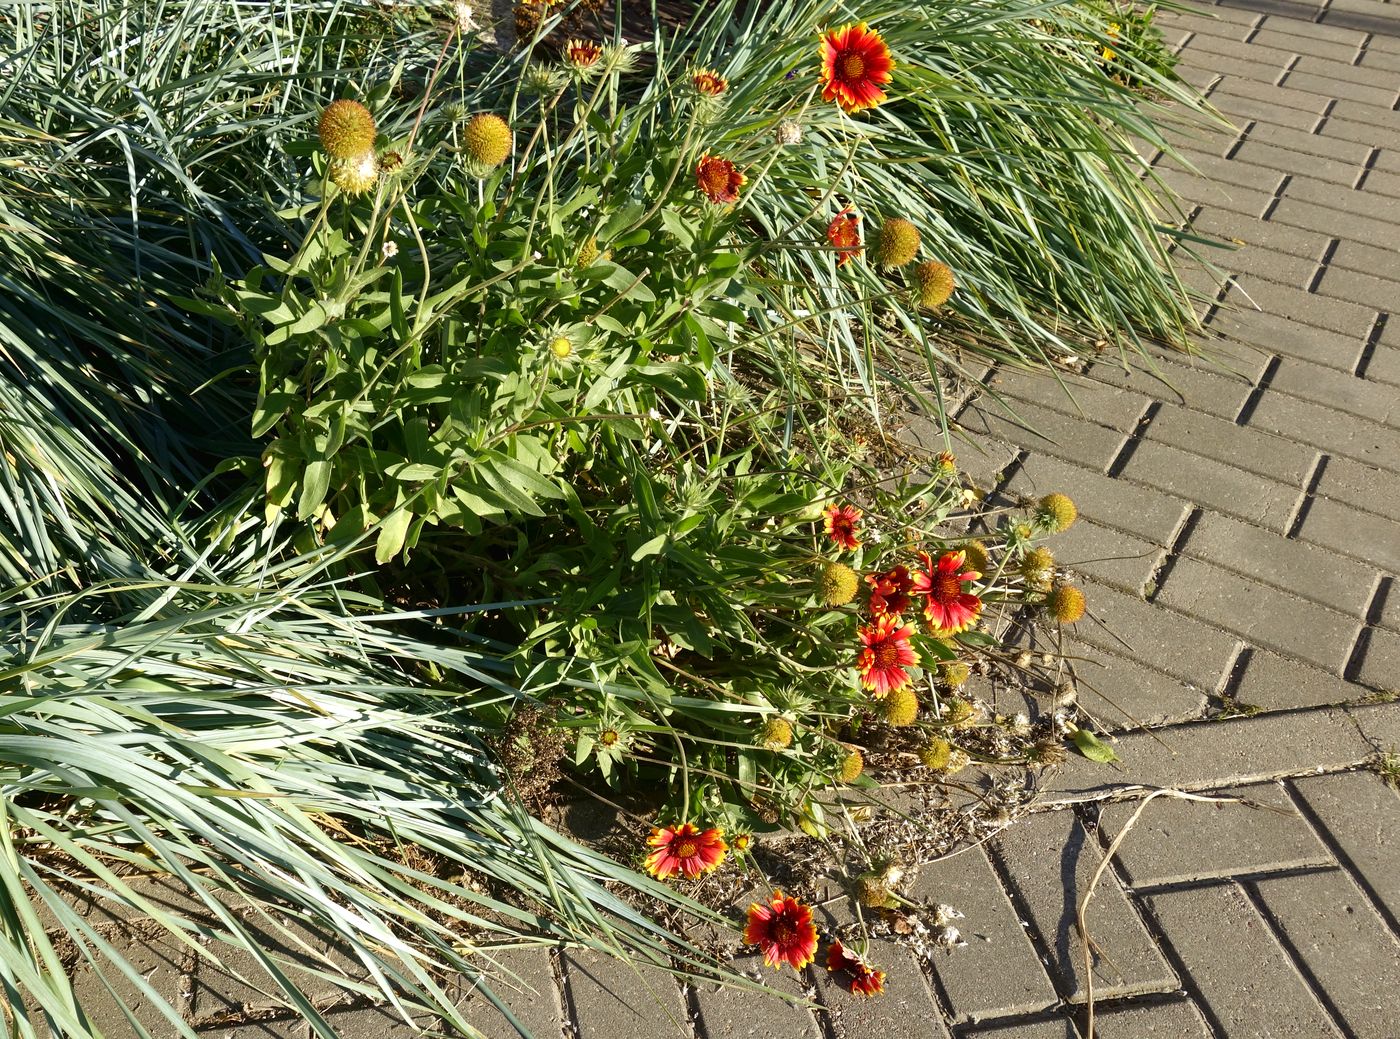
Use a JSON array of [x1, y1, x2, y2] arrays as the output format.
[[674, 839, 699, 858], [839, 52, 866, 81]]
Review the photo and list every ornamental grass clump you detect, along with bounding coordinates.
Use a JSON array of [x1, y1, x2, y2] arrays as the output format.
[[0, 0, 1203, 1027]]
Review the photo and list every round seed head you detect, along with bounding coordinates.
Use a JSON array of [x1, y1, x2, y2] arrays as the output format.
[[464, 113, 512, 168], [882, 687, 919, 727], [960, 540, 990, 574], [818, 560, 859, 606], [913, 259, 955, 309], [1020, 547, 1056, 591], [873, 217, 920, 267], [758, 716, 794, 750], [838, 748, 865, 783], [856, 871, 895, 908], [330, 151, 379, 195], [1037, 492, 1078, 532], [319, 100, 377, 160], [1048, 584, 1086, 624], [939, 661, 971, 689], [919, 736, 952, 770]]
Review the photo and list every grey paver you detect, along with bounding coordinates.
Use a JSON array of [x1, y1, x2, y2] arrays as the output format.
[[1251, 29, 1354, 64], [1208, 300, 1365, 371], [1085, 355, 1257, 421], [1116, 438, 1298, 531], [1316, 456, 1400, 520], [1282, 70, 1395, 110], [1224, 275, 1377, 338], [691, 957, 821, 1039], [1143, 884, 1343, 1038], [956, 397, 1128, 474], [1069, 646, 1212, 729], [1051, 516, 1163, 597], [1269, 356, 1399, 426], [1231, 140, 1364, 187], [1152, 165, 1278, 219], [1158, 556, 1360, 672], [1248, 390, 1400, 472], [1040, 707, 1373, 801], [1003, 453, 1190, 546], [1234, 647, 1374, 710], [1313, 266, 1400, 317], [962, 1018, 1074, 1039], [1284, 175, 1400, 225], [1089, 999, 1213, 1037], [1208, 86, 1323, 132], [451, 949, 564, 1039], [989, 367, 1151, 434], [65, 929, 190, 1039], [1290, 771, 1400, 929], [1251, 869, 1400, 1039], [319, 1005, 438, 1039], [1098, 781, 1331, 887], [991, 811, 1176, 1003], [1298, 496, 1400, 572], [564, 952, 687, 1038], [1355, 627, 1400, 691], [1179, 509, 1375, 616], [1066, 579, 1239, 690], [1330, 238, 1400, 285], [809, 947, 947, 1039], [1269, 195, 1400, 249], [1347, 701, 1400, 750], [906, 847, 1056, 1022], [1363, 344, 1400, 388], [1144, 403, 1316, 484]]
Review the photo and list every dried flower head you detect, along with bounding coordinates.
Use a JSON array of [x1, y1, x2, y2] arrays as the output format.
[[959, 540, 990, 574], [838, 748, 865, 783], [939, 661, 971, 689], [919, 736, 953, 770], [819, 560, 860, 606], [1020, 547, 1056, 591], [464, 113, 512, 171], [330, 151, 380, 195], [758, 716, 794, 750], [775, 119, 803, 145], [855, 871, 895, 908], [882, 686, 919, 726]]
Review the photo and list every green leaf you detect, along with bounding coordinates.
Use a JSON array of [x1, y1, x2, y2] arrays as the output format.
[[1071, 729, 1119, 764], [375, 508, 413, 564]]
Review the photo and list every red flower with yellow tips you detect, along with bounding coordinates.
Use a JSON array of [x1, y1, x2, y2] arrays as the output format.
[[821, 502, 862, 550], [866, 564, 913, 618], [745, 891, 819, 971], [695, 154, 745, 204], [644, 822, 727, 879], [692, 68, 729, 96], [911, 549, 982, 634], [856, 613, 920, 699], [826, 940, 887, 997], [819, 22, 894, 114]]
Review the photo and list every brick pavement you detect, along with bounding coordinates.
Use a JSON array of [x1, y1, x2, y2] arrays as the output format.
[[50, 4, 1400, 1037]]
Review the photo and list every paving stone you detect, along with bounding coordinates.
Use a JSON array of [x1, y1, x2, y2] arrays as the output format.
[[1158, 556, 1361, 672], [1249, 390, 1400, 472], [1209, 301, 1365, 371], [1347, 700, 1400, 750], [1282, 69, 1395, 110], [1314, 238, 1400, 286], [1051, 517, 1163, 597], [990, 811, 1176, 1003], [1142, 884, 1343, 1038], [691, 957, 821, 1039], [1355, 626, 1400, 691], [1002, 454, 1189, 546], [1191, 205, 1329, 262], [1116, 439, 1299, 532], [1328, 99, 1400, 135], [1158, 147, 1286, 194], [450, 949, 564, 1039], [1291, 771, 1400, 929], [1250, 869, 1400, 1039], [1084, 998, 1214, 1038], [1040, 707, 1374, 801], [1359, 167, 1400, 199], [1313, 265, 1400, 316], [1317, 113, 1396, 149], [1224, 275, 1376, 338], [1098, 781, 1331, 887], [1152, 164, 1278, 218], [1178, 510, 1375, 616], [1268, 357, 1399, 426], [564, 952, 686, 1038], [1208, 86, 1324, 132], [1269, 195, 1400, 249], [1366, 344, 1400, 388], [1231, 140, 1364, 186], [1179, 50, 1290, 89], [1284, 174, 1400, 226], [1065, 580, 1239, 691], [1291, 53, 1400, 93], [1207, 73, 1333, 116], [962, 1018, 1074, 1039], [1298, 496, 1400, 572], [1085, 354, 1257, 421], [1234, 647, 1374, 710], [63, 922, 190, 1039], [1250, 123, 1376, 167], [956, 397, 1128, 474], [318, 1005, 437, 1039], [989, 367, 1151, 433], [1210, 237, 1320, 287], [1144, 404, 1316, 485], [1251, 29, 1356, 64], [904, 847, 1055, 1023], [1187, 31, 1300, 75]]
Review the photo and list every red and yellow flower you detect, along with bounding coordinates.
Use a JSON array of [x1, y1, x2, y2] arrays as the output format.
[[695, 154, 745, 204], [826, 206, 862, 266], [564, 39, 603, 69], [911, 550, 982, 634], [644, 822, 727, 879], [692, 67, 729, 96], [866, 564, 913, 618], [856, 613, 920, 698], [821, 503, 862, 551], [818, 22, 894, 114], [745, 891, 819, 971], [826, 940, 887, 997]]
